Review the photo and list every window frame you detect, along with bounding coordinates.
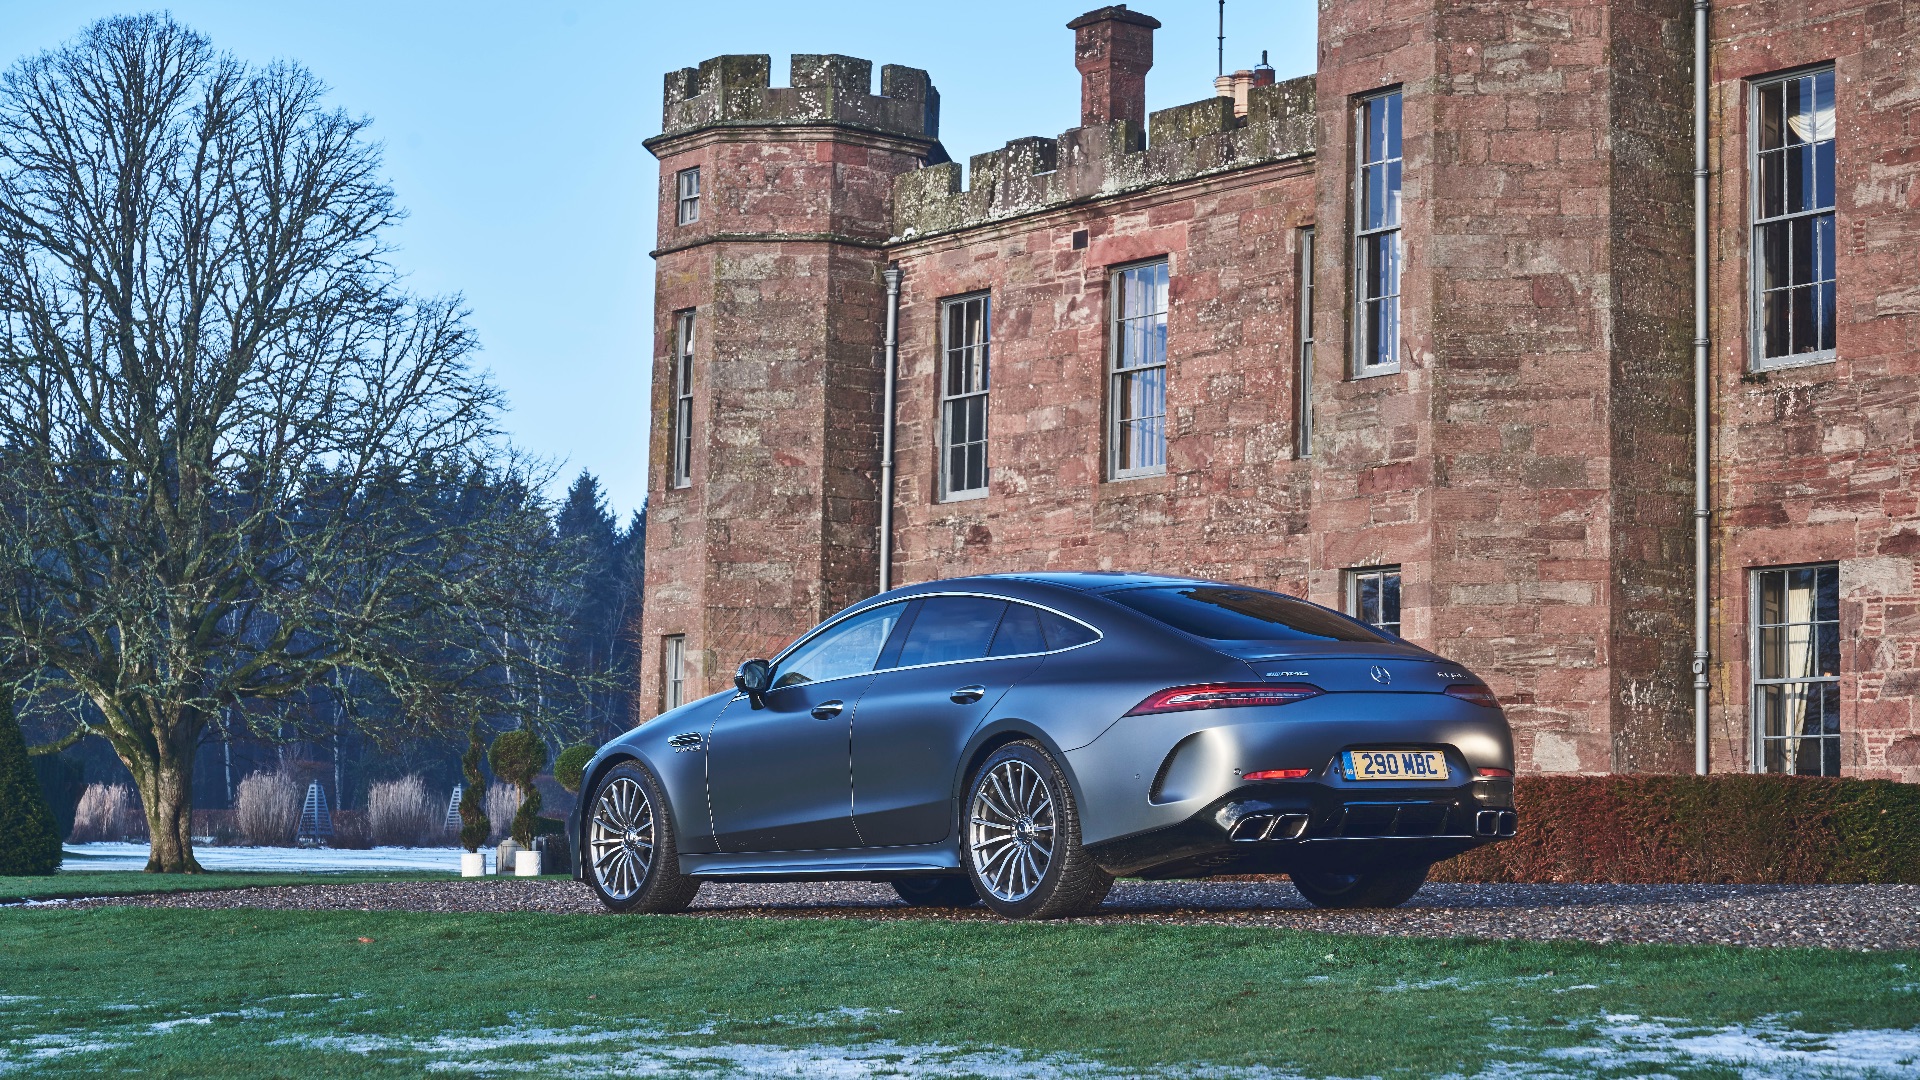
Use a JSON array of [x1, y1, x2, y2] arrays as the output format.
[[1748, 65, 1838, 371], [1107, 258, 1171, 481], [662, 634, 688, 711], [1345, 566, 1403, 638], [1296, 225, 1316, 457], [675, 166, 700, 225], [1351, 87, 1403, 378], [938, 292, 992, 502], [769, 593, 1103, 680], [1749, 562, 1842, 776], [670, 309, 695, 489]]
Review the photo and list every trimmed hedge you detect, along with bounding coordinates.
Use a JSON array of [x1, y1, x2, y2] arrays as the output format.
[[1433, 774, 1920, 885]]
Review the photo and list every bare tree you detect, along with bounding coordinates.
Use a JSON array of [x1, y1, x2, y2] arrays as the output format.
[[0, 16, 577, 871]]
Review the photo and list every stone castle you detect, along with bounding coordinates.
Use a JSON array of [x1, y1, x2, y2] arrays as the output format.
[[637, 2, 1919, 780]]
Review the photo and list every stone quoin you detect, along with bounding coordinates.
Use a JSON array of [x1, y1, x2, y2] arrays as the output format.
[[639, 2, 1920, 781]]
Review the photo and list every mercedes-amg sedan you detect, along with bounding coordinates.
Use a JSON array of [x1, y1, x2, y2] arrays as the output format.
[[570, 572, 1517, 919]]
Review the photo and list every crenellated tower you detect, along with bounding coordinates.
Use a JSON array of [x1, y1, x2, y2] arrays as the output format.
[[637, 54, 943, 714]]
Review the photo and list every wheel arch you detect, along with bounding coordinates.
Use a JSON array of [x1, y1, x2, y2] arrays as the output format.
[[575, 750, 682, 869], [952, 721, 1089, 831]]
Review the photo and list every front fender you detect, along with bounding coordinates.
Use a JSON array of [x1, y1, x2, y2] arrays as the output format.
[[571, 697, 728, 880]]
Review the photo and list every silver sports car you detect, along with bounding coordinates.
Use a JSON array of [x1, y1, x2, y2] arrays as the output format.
[[570, 572, 1517, 919]]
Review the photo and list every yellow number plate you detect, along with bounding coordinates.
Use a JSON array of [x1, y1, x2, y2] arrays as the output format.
[[1342, 750, 1450, 781]]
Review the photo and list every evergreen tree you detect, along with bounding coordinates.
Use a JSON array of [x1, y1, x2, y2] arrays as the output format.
[[0, 687, 62, 875]]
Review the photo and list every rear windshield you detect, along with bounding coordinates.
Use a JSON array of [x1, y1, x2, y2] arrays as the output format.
[[1104, 586, 1390, 643]]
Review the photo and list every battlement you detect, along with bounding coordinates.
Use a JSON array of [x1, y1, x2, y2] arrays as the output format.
[[891, 74, 1313, 241], [652, 54, 940, 146]]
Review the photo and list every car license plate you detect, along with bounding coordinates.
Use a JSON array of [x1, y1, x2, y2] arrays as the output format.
[[1342, 750, 1450, 781]]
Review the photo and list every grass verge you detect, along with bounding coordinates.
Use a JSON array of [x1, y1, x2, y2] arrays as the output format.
[[0, 871, 454, 903], [1, 907, 1916, 1077]]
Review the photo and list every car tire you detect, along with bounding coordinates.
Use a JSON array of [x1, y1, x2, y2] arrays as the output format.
[[583, 760, 701, 914], [962, 740, 1113, 921], [891, 876, 982, 908], [1290, 861, 1430, 909]]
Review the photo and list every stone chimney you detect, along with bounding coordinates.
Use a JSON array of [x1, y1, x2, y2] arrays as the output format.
[[1213, 53, 1276, 119], [1068, 6, 1160, 127]]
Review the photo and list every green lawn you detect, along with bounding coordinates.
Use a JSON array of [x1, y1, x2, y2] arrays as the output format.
[[1, 908, 1916, 1077], [0, 871, 454, 903]]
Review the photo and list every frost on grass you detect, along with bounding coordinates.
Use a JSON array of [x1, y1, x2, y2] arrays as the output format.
[[1530, 1013, 1920, 1078], [272, 1024, 1311, 1078]]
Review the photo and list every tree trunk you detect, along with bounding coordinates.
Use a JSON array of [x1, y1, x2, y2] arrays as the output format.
[[120, 723, 205, 874]]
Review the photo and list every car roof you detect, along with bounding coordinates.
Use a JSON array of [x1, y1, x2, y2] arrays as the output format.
[[963, 571, 1218, 594]]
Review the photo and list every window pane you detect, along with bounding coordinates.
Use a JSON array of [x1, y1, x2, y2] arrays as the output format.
[[1382, 572, 1402, 627], [1384, 91, 1402, 158], [1819, 280, 1837, 352], [1811, 70, 1835, 140], [1788, 216, 1814, 285], [1815, 563, 1839, 620], [1039, 611, 1099, 650], [1758, 151, 1784, 220], [1815, 140, 1835, 211], [776, 603, 905, 687], [1757, 82, 1784, 152], [1357, 575, 1379, 624], [1106, 586, 1390, 643], [1786, 144, 1813, 215], [989, 603, 1047, 656], [1784, 77, 1812, 145], [896, 596, 1007, 667], [1363, 164, 1390, 231], [1762, 288, 1791, 359]]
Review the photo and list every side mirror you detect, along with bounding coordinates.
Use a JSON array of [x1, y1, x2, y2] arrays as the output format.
[[734, 658, 774, 706]]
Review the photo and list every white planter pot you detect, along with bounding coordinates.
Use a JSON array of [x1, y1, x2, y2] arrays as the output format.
[[496, 838, 520, 874], [460, 852, 486, 878], [515, 850, 542, 877]]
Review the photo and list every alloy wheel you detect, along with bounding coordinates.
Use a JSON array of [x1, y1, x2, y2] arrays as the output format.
[[968, 758, 1056, 902], [588, 775, 654, 902]]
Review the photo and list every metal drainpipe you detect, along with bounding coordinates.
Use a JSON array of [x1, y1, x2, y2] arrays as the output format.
[[1692, 0, 1712, 775], [878, 264, 902, 595]]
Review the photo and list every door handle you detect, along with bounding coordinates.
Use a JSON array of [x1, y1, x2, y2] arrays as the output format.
[[810, 700, 844, 720], [950, 685, 987, 704]]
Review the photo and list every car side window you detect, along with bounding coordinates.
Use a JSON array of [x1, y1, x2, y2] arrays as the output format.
[[896, 595, 1006, 668], [773, 603, 905, 689], [988, 602, 1047, 656], [1040, 610, 1099, 650]]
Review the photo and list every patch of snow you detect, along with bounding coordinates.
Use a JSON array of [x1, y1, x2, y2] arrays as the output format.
[[147, 1016, 215, 1033], [1549, 985, 1602, 993], [59, 843, 465, 873], [277, 1025, 1319, 1078], [1375, 977, 1471, 993], [1539, 1013, 1920, 1078]]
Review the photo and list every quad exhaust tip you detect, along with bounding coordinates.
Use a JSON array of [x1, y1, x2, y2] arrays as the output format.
[[1229, 812, 1310, 842], [1476, 809, 1518, 838]]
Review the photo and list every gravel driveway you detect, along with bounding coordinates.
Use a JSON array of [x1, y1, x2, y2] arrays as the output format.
[[59, 878, 1920, 951]]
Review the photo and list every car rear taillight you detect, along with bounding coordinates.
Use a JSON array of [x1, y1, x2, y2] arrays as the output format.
[[1124, 683, 1322, 716], [1444, 684, 1500, 708], [1244, 768, 1312, 781], [1475, 767, 1514, 778]]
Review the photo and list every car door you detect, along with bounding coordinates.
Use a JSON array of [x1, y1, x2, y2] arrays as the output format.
[[850, 595, 1047, 848], [705, 601, 906, 853]]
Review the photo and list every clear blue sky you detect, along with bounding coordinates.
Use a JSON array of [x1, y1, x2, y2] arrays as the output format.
[[2, 2, 1316, 520]]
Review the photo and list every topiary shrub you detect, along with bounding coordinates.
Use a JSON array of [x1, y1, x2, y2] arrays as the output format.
[[458, 723, 491, 854], [554, 744, 593, 795], [1433, 774, 1920, 884], [0, 689, 62, 875], [488, 729, 547, 847]]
